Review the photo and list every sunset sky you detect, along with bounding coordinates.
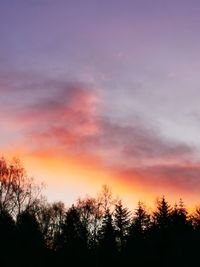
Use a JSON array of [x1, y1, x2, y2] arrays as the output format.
[[1, 0, 200, 208]]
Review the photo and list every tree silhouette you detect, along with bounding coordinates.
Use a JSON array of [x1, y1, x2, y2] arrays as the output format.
[[151, 196, 173, 267], [76, 197, 101, 245], [37, 200, 65, 249], [170, 199, 192, 265], [114, 200, 130, 251], [125, 201, 150, 267], [57, 205, 88, 266], [97, 185, 116, 213], [16, 210, 45, 265], [131, 201, 150, 234], [153, 196, 172, 229], [0, 209, 16, 266], [171, 199, 189, 229], [2, 156, 200, 267], [0, 157, 42, 217], [98, 209, 117, 267]]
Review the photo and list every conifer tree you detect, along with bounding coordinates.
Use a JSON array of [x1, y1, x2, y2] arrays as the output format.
[[153, 196, 172, 230], [58, 205, 88, 265], [125, 202, 150, 267], [98, 209, 117, 266], [114, 200, 130, 250]]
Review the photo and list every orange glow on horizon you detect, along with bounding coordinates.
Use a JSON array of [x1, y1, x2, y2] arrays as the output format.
[[2, 145, 198, 213]]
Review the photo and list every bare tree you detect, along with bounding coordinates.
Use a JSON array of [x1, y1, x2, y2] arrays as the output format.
[[0, 157, 43, 217], [97, 185, 117, 213], [35, 200, 66, 249], [76, 197, 102, 245]]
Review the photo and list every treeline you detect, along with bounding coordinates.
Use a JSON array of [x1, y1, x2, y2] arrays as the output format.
[[1, 157, 200, 267]]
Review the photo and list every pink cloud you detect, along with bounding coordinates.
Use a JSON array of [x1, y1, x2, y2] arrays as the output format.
[[3, 78, 200, 196]]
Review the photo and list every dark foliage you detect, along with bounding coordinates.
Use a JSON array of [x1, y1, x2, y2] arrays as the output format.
[[1, 157, 200, 267]]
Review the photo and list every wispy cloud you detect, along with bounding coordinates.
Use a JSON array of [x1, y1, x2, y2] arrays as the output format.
[[1, 70, 200, 201], [5, 77, 197, 196]]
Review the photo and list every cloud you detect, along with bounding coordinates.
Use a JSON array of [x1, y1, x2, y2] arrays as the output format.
[[2, 75, 200, 196], [16, 79, 197, 166], [91, 119, 196, 166], [117, 163, 200, 195], [18, 82, 101, 152]]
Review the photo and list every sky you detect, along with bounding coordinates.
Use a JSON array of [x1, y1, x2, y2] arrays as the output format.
[[1, 0, 200, 208]]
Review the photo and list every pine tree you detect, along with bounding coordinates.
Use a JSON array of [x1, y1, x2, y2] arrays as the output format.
[[125, 202, 150, 267], [171, 199, 188, 228], [170, 199, 193, 266], [98, 209, 117, 266], [153, 196, 172, 230], [152, 196, 173, 267], [193, 206, 200, 230], [58, 205, 88, 266], [131, 201, 150, 235], [114, 200, 130, 250]]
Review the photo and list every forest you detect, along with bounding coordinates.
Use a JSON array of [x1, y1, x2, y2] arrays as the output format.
[[0, 157, 200, 267]]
